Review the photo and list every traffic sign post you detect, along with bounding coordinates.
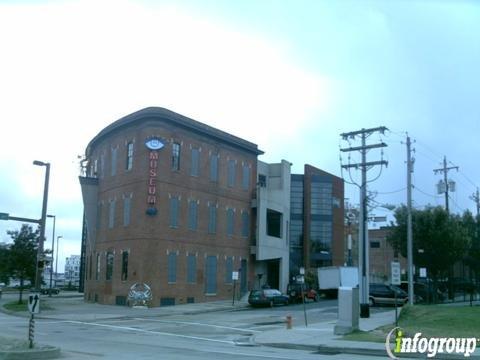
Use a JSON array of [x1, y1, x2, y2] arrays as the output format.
[[391, 262, 401, 327], [27, 294, 40, 348], [232, 271, 239, 306]]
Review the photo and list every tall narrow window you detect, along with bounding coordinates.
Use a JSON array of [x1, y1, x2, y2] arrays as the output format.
[[242, 165, 250, 190], [106, 252, 114, 281], [188, 200, 198, 230], [169, 196, 179, 228], [210, 154, 218, 182], [187, 254, 196, 284], [227, 208, 234, 236], [205, 256, 217, 294], [96, 253, 100, 280], [100, 153, 105, 178], [172, 143, 180, 171], [121, 251, 128, 281], [96, 203, 102, 231], [88, 254, 92, 280], [208, 204, 217, 234], [108, 200, 115, 229], [241, 211, 249, 237], [126, 142, 134, 170], [168, 252, 177, 283], [123, 196, 131, 227], [111, 148, 117, 176], [191, 148, 199, 176], [227, 160, 235, 187], [225, 256, 233, 284]]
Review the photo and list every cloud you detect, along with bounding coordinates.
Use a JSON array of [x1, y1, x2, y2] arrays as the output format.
[[0, 0, 333, 262]]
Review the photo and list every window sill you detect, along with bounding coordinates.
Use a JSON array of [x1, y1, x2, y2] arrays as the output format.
[[205, 293, 217, 297]]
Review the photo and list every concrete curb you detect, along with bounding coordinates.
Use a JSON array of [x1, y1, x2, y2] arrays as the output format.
[[0, 346, 60, 360], [256, 342, 480, 359]]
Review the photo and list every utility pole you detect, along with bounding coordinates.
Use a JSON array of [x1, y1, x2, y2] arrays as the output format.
[[433, 156, 458, 214], [470, 188, 480, 217], [340, 126, 388, 318], [406, 135, 414, 305]]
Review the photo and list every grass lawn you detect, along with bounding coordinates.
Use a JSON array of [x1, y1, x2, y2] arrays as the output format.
[[3, 300, 53, 312], [395, 304, 480, 338], [342, 304, 480, 342]]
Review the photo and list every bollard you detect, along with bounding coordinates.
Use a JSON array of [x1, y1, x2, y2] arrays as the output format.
[[286, 314, 292, 330]]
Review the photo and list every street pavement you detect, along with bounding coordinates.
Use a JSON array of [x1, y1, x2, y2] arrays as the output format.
[[1, 291, 479, 359]]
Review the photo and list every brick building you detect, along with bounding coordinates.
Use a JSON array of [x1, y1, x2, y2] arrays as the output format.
[[79, 107, 262, 306]]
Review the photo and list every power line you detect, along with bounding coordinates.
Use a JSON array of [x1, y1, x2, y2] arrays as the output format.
[[375, 188, 407, 195], [413, 184, 442, 199]]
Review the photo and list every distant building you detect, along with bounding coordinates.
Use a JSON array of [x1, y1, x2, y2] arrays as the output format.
[[65, 255, 81, 287], [289, 165, 345, 278], [369, 227, 407, 283]]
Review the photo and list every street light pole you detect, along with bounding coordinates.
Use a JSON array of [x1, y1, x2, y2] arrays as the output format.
[[47, 215, 56, 296], [33, 160, 50, 292], [55, 236, 63, 285]]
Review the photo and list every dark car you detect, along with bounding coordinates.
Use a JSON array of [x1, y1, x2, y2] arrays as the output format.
[[369, 283, 408, 306], [248, 289, 289, 307], [399, 281, 445, 303], [287, 283, 319, 303], [40, 287, 60, 295]]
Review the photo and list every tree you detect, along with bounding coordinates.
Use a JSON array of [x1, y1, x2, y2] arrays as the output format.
[[0, 243, 10, 284], [5, 224, 39, 303], [462, 211, 480, 281], [387, 206, 470, 281]]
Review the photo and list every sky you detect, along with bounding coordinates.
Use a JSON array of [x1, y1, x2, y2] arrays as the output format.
[[0, 0, 479, 271]]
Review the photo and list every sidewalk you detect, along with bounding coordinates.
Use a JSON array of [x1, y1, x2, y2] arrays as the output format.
[[253, 309, 480, 359], [0, 291, 251, 321], [254, 310, 394, 355]]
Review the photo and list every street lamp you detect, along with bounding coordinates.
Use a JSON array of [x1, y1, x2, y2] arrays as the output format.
[[47, 215, 56, 296], [55, 236, 63, 286], [33, 160, 50, 291]]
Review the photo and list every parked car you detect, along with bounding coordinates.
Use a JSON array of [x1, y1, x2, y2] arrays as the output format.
[[369, 283, 408, 306], [399, 281, 445, 303], [287, 283, 318, 303], [248, 289, 289, 307], [40, 287, 60, 295]]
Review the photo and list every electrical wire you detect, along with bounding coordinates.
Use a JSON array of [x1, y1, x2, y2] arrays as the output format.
[[375, 188, 407, 195], [412, 185, 442, 199]]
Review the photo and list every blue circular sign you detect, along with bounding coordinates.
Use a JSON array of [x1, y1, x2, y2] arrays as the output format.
[[145, 138, 164, 150]]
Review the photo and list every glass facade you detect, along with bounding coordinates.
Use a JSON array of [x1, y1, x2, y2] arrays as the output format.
[[309, 177, 333, 267], [289, 176, 304, 276]]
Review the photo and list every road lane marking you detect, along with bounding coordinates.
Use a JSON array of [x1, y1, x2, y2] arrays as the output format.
[[63, 320, 235, 345], [131, 318, 261, 333]]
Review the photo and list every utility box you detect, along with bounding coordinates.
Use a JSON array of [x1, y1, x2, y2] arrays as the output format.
[[334, 286, 359, 335]]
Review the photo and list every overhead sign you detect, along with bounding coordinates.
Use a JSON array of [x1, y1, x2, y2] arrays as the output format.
[[391, 261, 401, 285], [0, 213, 9, 220], [28, 294, 40, 314]]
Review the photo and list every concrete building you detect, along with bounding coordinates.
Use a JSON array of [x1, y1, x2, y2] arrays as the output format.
[[65, 255, 81, 287], [79, 107, 264, 306], [251, 160, 291, 292], [289, 165, 345, 278]]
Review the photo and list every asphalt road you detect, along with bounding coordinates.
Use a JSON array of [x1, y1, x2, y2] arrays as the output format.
[[0, 295, 382, 359]]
